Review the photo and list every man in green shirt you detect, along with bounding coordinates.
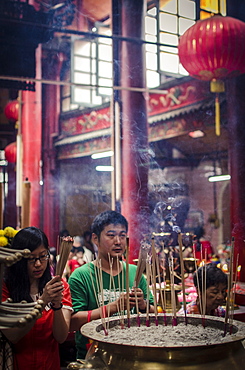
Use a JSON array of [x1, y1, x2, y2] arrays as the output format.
[[69, 210, 154, 359]]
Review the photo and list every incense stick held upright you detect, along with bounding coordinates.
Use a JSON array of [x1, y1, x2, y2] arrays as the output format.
[[178, 233, 188, 325], [126, 236, 130, 328], [151, 236, 159, 326], [224, 236, 235, 336]]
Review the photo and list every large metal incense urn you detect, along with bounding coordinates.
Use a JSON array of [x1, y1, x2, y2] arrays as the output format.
[[68, 314, 245, 369]]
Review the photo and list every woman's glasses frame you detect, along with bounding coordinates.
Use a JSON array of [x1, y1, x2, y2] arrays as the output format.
[[28, 251, 50, 264]]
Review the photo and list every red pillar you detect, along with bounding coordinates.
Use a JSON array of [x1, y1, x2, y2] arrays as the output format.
[[120, 0, 150, 263], [227, 74, 245, 282], [4, 164, 16, 227], [22, 46, 42, 227], [42, 53, 64, 247]]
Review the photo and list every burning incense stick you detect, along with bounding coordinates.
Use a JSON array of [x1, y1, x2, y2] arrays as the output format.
[[125, 236, 130, 328], [117, 256, 124, 328], [107, 255, 114, 331], [151, 236, 159, 326], [224, 237, 235, 336], [155, 250, 167, 325], [230, 253, 239, 334], [133, 281, 140, 327], [169, 251, 177, 326], [97, 259, 108, 336], [193, 246, 203, 316], [108, 255, 123, 327], [146, 255, 151, 327], [134, 243, 148, 288], [202, 254, 207, 328], [178, 233, 187, 325], [88, 263, 100, 307], [56, 236, 73, 276]]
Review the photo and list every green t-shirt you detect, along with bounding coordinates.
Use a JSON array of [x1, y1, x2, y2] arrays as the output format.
[[69, 261, 154, 359]]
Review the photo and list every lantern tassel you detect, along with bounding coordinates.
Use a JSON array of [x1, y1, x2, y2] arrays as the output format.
[[215, 95, 220, 136]]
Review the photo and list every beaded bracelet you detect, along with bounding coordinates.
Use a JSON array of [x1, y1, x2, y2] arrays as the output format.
[[50, 303, 63, 311]]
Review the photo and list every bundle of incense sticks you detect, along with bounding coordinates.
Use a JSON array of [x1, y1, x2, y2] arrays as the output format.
[[56, 236, 73, 276]]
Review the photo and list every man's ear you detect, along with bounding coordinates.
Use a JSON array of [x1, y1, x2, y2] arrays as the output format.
[[92, 233, 99, 245]]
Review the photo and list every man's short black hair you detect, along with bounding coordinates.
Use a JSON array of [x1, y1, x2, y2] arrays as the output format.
[[91, 210, 128, 238], [193, 263, 228, 291]]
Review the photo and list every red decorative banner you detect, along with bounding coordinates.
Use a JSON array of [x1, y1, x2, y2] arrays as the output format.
[[59, 79, 212, 159], [57, 136, 111, 160], [61, 106, 110, 136], [148, 80, 209, 117]]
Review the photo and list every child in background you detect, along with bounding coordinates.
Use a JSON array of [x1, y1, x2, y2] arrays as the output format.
[[67, 246, 86, 276]]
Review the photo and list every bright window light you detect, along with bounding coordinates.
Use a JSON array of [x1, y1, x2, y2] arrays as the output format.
[[188, 130, 205, 138], [96, 166, 114, 172], [91, 151, 114, 159], [208, 175, 231, 182]]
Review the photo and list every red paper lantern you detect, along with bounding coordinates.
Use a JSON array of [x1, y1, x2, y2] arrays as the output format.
[[4, 100, 19, 121], [4, 142, 17, 163], [178, 15, 245, 135]]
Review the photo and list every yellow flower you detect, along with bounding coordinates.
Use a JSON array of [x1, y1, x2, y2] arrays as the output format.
[[0, 229, 4, 236], [0, 236, 8, 247], [4, 227, 16, 238]]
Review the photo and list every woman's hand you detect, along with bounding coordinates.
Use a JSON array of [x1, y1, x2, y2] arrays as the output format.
[[41, 276, 64, 307]]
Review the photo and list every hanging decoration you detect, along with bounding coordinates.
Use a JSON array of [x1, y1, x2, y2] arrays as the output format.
[[4, 142, 17, 163], [4, 100, 19, 121], [178, 15, 245, 136]]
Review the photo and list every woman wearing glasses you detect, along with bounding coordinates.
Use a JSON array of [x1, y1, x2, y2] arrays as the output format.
[[1, 226, 72, 370]]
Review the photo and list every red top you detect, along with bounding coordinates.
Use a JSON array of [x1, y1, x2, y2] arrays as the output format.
[[67, 258, 85, 274], [2, 279, 72, 370], [193, 240, 213, 262]]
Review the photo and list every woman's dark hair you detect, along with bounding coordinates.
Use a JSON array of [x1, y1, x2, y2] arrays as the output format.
[[4, 227, 51, 302], [91, 210, 128, 239], [193, 263, 228, 292]]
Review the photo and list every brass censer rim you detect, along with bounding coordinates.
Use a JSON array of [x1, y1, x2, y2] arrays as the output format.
[[81, 313, 245, 349]]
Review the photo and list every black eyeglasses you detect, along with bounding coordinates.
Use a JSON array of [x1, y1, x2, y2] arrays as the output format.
[[28, 252, 50, 264]]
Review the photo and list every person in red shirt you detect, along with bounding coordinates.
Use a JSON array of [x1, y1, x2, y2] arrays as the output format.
[[67, 246, 86, 275], [192, 226, 213, 263], [1, 227, 73, 370]]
